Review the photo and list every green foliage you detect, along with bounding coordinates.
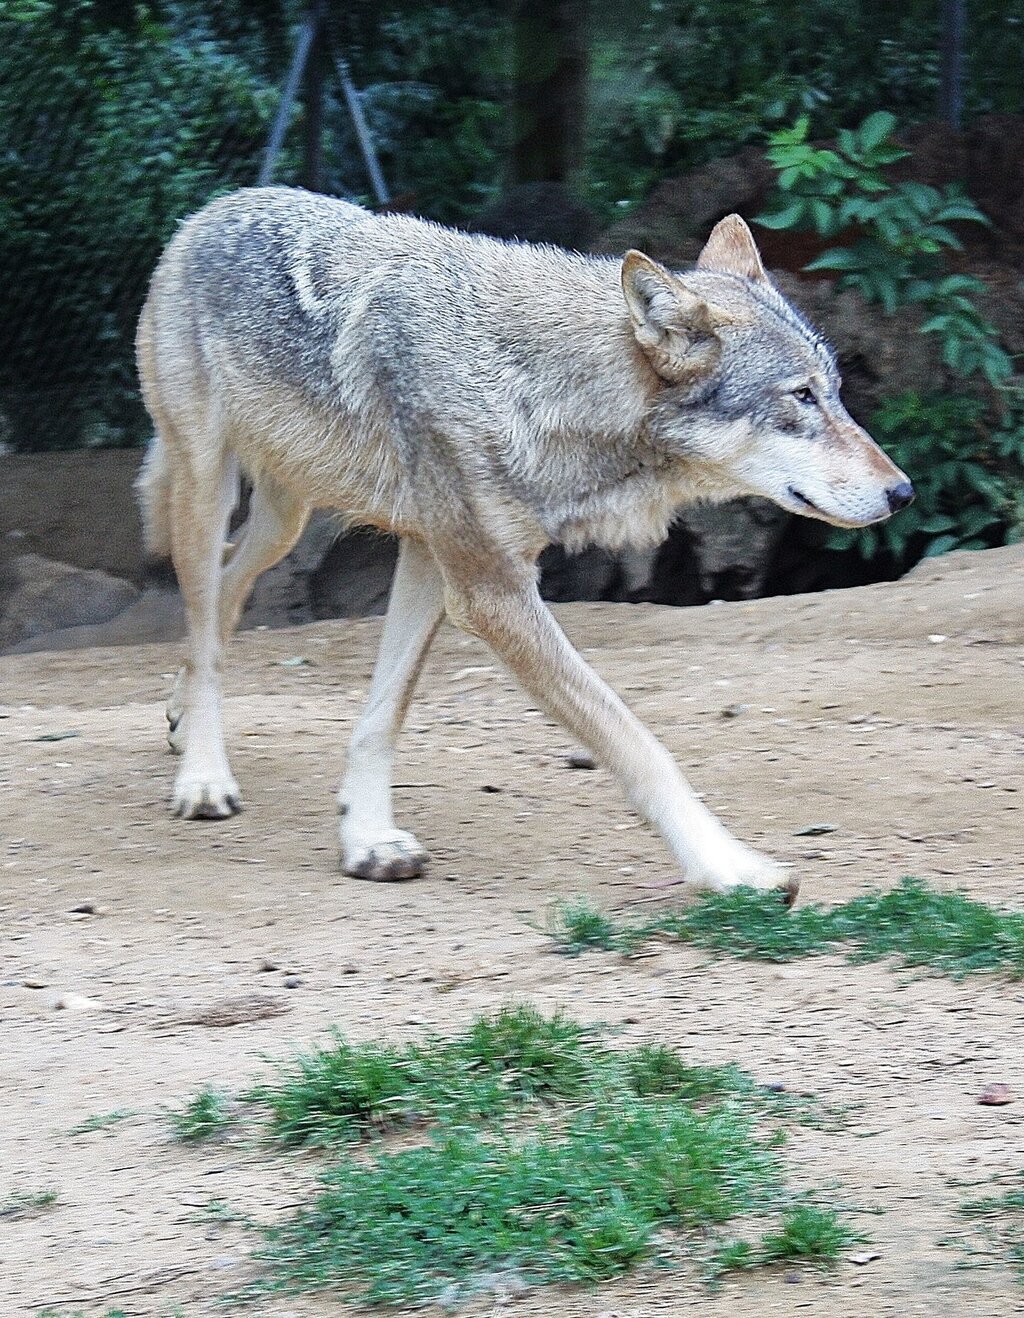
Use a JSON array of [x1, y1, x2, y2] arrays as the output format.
[[0, 1188, 59, 1218], [170, 1009, 855, 1304], [546, 878, 1024, 979], [0, 0, 280, 449], [828, 391, 1024, 566], [68, 1108, 138, 1135], [712, 1205, 862, 1276], [759, 113, 1012, 384], [757, 1204, 863, 1265], [546, 896, 621, 954], [170, 1086, 234, 1142], [253, 1006, 597, 1146], [261, 1101, 781, 1303]]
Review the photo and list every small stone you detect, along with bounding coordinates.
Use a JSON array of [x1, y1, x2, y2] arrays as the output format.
[[765, 1082, 787, 1093], [283, 975, 302, 989], [565, 751, 597, 770], [258, 958, 280, 972], [720, 703, 748, 719], [783, 1270, 802, 1284], [849, 1251, 881, 1265], [69, 902, 96, 915], [793, 823, 838, 836], [23, 978, 48, 989], [480, 784, 502, 793], [53, 992, 104, 1011], [340, 962, 359, 975], [978, 1083, 1014, 1106]]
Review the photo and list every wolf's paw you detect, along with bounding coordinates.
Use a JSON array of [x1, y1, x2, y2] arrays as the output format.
[[341, 829, 428, 882], [692, 846, 798, 906], [171, 769, 242, 820]]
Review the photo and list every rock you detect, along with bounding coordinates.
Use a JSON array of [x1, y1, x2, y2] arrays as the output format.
[[977, 1083, 1014, 1106], [0, 553, 138, 652], [566, 751, 597, 770]]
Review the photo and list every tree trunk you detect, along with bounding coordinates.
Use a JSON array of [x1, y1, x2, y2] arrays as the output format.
[[510, 0, 589, 187]]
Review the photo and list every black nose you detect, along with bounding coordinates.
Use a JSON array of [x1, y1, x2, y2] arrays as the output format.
[[886, 481, 915, 513]]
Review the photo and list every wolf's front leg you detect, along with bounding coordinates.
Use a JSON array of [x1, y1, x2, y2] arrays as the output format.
[[442, 564, 797, 902], [338, 538, 446, 880]]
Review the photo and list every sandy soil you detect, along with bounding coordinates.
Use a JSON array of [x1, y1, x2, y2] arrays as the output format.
[[2, 544, 1023, 1318]]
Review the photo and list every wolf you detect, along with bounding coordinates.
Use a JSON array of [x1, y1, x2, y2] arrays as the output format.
[[136, 187, 913, 900]]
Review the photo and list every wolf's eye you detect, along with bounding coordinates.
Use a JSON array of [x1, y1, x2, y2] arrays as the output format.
[[793, 386, 817, 405]]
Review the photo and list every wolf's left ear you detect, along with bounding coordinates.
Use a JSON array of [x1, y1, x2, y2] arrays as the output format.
[[696, 214, 767, 282], [621, 250, 732, 384]]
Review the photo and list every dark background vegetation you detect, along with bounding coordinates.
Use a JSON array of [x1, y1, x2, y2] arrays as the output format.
[[1, 0, 1023, 584]]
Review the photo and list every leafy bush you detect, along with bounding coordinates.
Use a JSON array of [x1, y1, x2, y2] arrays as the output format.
[[758, 112, 1012, 385]]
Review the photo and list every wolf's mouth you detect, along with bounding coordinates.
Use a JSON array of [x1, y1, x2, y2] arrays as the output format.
[[787, 486, 822, 514]]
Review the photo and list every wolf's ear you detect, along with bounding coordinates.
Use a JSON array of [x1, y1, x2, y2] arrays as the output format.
[[621, 250, 730, 384], [695, 214, 767, 281]]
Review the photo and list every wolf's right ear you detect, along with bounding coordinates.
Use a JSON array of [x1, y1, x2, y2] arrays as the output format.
[[621, 250, 730, 384]]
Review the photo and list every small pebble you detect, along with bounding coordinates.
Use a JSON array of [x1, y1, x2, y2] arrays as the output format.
[[258, 958, 280, 973], [69, 902, 96, 915], [978, 1083, 1014, 1106], [720, 703, 748, 719], [282, 975, 302, 989], [565, 751, 597, 770]]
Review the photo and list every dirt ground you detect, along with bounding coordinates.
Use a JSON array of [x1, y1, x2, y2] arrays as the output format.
[[2, 543, 1023, 1318]]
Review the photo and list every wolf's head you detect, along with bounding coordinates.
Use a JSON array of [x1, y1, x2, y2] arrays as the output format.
[[621, 216, 912, 527]]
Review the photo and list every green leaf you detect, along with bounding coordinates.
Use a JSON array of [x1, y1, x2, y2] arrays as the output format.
[[805, 247, 861, 271], [857, 110, 898, 152], [755, 200, 807, 230]]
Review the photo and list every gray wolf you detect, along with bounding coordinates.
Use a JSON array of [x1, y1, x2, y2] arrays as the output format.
[[136, 187, 912, 899]]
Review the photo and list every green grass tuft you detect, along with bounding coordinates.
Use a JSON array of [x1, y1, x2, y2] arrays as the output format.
[[254, 1006, 597, 1145], [170, 1086, 233, 1143], [261, 1100, 782, 1304], [757, 1204, 863, 1265], [547, 898, 621, 954], [1, 1188, 58, 1219], [547, 879, 1024, 979], [68, 1109, 138, 1135]]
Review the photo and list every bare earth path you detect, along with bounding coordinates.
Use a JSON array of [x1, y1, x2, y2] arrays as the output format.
[[2, 545, 1023, 1318]]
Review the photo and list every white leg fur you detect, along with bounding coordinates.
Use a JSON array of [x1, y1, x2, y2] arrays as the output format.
[[167, 478, 309, 754], [169, 452, 241, 818], [339, 538, 445, 880], [444, 569, 796, 900]]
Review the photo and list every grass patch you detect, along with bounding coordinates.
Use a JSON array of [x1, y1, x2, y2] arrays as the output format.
[[169, 1086, 234, 1143], [68, 1109, 138, 1135], [262, 1102, 782, 1304], [959, 1176, 1024, 1275], [0, 1188, 58, 1219], [166, 1007, 852, 1305], [710, 1205, 863, 1277], [547, 878, 1024, 978]]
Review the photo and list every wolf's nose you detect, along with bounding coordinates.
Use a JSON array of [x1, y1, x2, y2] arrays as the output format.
[[886, 481, 915, 513]]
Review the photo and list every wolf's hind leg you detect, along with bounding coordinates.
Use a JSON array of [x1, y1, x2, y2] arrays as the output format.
[[168, 451, 241, 819], [339, 537, 445, 880], [439, 554, 797, 902], [167, 477, 309, 752]]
